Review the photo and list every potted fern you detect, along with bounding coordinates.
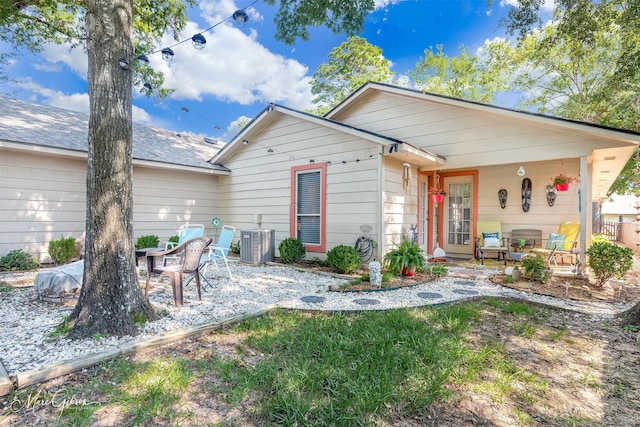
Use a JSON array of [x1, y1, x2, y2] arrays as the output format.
[[383, 239, 427, 277]]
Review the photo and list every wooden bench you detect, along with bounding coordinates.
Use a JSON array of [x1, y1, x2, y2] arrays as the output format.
[[510, 229, 542, 248], [509, 229, 542, 262]]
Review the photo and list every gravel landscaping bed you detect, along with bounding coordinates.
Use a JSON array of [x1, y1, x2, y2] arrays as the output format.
[[0, 260, 635, 377]]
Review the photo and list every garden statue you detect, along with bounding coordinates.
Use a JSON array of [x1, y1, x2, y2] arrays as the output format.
[[369, 260, 382, 287]]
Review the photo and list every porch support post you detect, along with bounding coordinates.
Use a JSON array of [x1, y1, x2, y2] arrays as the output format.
[[580, 156, 591, 270]]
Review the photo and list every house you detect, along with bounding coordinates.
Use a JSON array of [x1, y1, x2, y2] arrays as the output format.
[[600, 194, 640, 223], [0, 97, 229, 261], [2, 82, 640, 264], [211, 83, 640, 263]]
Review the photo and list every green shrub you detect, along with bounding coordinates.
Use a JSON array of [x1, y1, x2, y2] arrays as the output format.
[[326, 245, 362, 274], [0, 249, 40, 271], [168, 235, 179, 244], [429, 263, 448, 277], [278, 238, 306, 264], [586, 237, 633, 287], [48, 236, 77, 265], [136, 235, 160, 249], [229, 240, 240, 255], [521, 251, 548, 282]]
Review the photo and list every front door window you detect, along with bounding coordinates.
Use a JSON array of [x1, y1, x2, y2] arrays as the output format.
[[444, 178, 472, 255]]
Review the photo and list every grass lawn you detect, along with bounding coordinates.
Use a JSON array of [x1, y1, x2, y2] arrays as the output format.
[[2, 299, 639, 426]]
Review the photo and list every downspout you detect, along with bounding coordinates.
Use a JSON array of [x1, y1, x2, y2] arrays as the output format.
[[378, 148, 384, 261]]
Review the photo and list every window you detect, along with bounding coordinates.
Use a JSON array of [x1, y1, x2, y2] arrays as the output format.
[[290, 163, 326, 252]]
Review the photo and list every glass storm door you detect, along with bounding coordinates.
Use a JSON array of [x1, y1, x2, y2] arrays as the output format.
[[443, 177, 473, 256]]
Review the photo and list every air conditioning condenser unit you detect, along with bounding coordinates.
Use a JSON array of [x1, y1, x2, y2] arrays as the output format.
[[240, 229, 275, 264]]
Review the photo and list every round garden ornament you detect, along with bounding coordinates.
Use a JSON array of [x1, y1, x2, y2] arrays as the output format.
[[211, 217, 222, 228]]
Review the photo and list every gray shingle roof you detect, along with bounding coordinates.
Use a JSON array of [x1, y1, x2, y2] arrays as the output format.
[[0, 97, 229, 172]]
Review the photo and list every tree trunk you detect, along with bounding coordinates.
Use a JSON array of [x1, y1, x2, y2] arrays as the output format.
[[68, 0, 156, 339], [620, 301, 640, 327]]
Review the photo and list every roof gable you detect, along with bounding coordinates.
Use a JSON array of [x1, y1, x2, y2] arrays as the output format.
[[211, 103, 445, 167]]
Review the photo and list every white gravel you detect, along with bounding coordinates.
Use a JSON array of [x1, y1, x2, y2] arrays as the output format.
[[0, 260, 634, 377]]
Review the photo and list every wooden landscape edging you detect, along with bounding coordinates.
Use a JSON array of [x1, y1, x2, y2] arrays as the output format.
[[4, 306, 275, 396]]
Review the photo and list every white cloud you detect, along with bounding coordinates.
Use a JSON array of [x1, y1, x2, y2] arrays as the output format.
[[374, 0, 400, 9], [38, 43, 88, 78], [151, 19, 314, 110], [500, 0, 555, 12]]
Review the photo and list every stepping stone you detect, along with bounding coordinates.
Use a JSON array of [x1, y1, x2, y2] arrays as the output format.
[[452, 289, 479, 295], [353, 298, 380, 306], [417, 292, 443, 299], [300, 296, 326, 304], [454, 280, 476, 287]]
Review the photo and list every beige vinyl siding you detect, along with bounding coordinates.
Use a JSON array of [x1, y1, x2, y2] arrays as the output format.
[[0, 150, 86, 262], [216, 113, 382, 258], [381, 158, 418, 253], [476, 159, 581, 242], [331, 91, 625, 169], [131, 166, 219, 242], [0, 149, 218, 262]]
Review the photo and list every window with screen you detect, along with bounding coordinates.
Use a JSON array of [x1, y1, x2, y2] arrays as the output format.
[[291, 164, 326, 252]]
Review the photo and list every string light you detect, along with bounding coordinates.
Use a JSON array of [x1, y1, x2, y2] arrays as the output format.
[[251, 138, 381, 165], [137, 1, 259, 125], [147, 1, 258, 63]]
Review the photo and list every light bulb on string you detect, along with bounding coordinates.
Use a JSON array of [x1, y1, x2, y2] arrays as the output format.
[[161, 48, 174, 61], [233, 10, 249, 25], [191, 34, 206, 49]]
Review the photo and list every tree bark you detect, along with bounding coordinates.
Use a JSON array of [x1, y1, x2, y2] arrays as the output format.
[[68, 0, 156, 339]]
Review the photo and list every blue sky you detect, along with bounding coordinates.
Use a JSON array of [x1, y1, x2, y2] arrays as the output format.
[[0, 0, 552, 141]]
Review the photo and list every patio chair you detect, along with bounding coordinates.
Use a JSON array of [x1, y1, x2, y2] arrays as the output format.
[[145, 236, 212, 306], [537, 222, 580, 266], [163, 223, 205, 266], [201, 225, 236, 279], [475, 220, 510, 265]]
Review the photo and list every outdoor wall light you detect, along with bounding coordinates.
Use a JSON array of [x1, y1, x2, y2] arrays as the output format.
[[242, 139, 249, 145]]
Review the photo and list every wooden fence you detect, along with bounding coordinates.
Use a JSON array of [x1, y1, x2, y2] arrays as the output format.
[[592, 221, 620, 241]]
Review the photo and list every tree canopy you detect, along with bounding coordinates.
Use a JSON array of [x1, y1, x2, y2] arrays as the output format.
[[308, 36, 394, 115], [409, 43, 511, 104]]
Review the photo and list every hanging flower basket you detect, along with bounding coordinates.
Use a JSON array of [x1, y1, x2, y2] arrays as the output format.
[[429, 178, 447, 203], [551, 173, 577, 192]]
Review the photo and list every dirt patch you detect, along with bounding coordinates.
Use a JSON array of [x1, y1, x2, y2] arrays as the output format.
[[491, 271, 640, 303]]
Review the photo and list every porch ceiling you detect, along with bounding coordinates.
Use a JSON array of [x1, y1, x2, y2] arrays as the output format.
[[591, 146, 637, 200], [384, 141, 445, 167]]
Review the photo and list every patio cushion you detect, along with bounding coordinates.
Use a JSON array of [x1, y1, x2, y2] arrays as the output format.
[[484, 237, 501, 247], [545, 233, 565, 250], [482, 232, 499, 240]]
